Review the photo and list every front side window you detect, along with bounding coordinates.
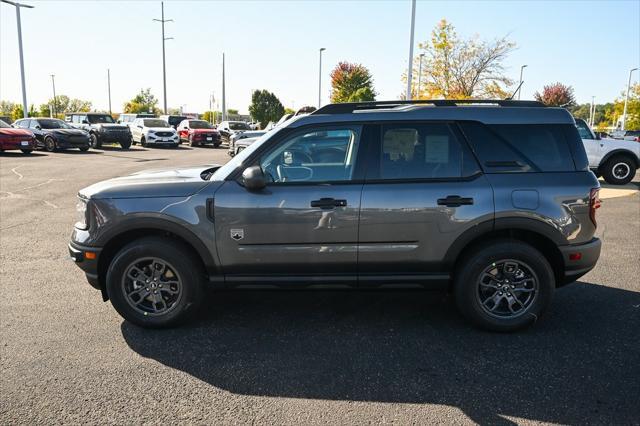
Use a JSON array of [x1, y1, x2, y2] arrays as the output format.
[[88, 115, 114, 124], [189, 120, 213, 129], [379, 123, 478, 180], [16, 120, 30, 129], [229, 122, 250, 131], [260, 127, 361, 183], [575, 119, 594, 140]]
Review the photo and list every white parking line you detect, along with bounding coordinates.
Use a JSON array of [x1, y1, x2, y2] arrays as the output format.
[[11, 167, 23, 180]]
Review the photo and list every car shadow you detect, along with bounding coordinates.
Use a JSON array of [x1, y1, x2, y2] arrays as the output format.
[[0, 151, 48, 157], [121, 282, 640, 424], [98, 145, 147, 152]]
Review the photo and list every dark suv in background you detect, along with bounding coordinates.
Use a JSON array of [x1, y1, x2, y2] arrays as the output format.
[[69, 100, 601, 332], [66, 112, 132, 149]]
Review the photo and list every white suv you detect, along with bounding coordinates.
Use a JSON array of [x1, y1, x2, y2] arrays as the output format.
[[575, 119, 640, 185], [130, 118, 179, 148]]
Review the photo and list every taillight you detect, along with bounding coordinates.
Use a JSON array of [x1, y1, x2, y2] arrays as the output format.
[[589, 188, 601, 227]]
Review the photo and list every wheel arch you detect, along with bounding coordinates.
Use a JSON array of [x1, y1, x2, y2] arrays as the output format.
[[598, 149, 640, 170]]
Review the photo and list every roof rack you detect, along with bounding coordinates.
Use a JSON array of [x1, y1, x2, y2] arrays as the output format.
[[313, 99, 545, 115]]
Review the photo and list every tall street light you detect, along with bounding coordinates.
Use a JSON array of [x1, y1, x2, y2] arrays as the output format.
[[622, 67, 638, 131], [518, 65, 528, 100], [153, 1, 173, 114], [318, 47, 326, 108], [50, 74, 57, 117], [221, 53, 226, 121], [417, 53, 425, 100], [2, 0, 34, 118], [405, 0, 416, 100], [107, 69, 112, 115]]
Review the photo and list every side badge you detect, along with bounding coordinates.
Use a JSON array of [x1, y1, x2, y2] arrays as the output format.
[[230, 229, 244, 241]]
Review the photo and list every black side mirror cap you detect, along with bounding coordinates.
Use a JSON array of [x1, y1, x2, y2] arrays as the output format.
[[242, 165, 267, 191]]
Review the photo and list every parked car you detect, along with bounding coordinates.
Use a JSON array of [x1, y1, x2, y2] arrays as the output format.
[[130, 118, 179, 148], [159, 115, 188, 130], [228, 130, 267, 155], [228, 136, 260, 156], [575, 118, 640, 185], [618, 130, 640, 142], [0, 118, 36, 154], [66, 112, 132, 149], [13, 118, 90, 152], [69, 99, 602, 332], [217, 120, 251, 145], [176, 119, 221, 147], [117, 113, 156, 128]]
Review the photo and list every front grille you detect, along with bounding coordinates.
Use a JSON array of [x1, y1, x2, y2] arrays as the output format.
[[155, 132, 173, 137], [69, 136, 88, 144]]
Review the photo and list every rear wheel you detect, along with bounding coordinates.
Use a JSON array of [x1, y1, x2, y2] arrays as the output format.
[[44, 136, 57, 152], [602, 155, 636, 185], [120, 139, 131, 150], [106, 237, 204, 328], [454, 240, 554, 332]]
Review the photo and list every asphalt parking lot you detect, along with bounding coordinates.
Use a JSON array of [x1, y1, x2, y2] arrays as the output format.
[[1, 145, 639, 424]]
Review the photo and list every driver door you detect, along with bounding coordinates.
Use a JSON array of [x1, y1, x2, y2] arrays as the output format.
[[214, 125, 367, 284]]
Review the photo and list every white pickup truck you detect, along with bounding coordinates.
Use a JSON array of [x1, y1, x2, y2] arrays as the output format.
[[575, 118, 640, 185]]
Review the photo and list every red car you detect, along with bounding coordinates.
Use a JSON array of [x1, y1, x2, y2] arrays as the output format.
[[0, 119, 36, 154], [176, 119, 221, 147]]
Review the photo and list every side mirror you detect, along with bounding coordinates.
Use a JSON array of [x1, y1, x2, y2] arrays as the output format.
[[242, 166, 267, 191], [137, 125, 143, 129], [35, 125, 41, 130], [82, 120, 89, 124]]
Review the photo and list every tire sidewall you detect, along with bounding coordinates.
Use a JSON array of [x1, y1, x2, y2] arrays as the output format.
[[455, 240, 555, 332], [106, 238, 203, 328], [44, 136, 56, 152], [603, 156, 635, 185], [90, 133, 101, 149]]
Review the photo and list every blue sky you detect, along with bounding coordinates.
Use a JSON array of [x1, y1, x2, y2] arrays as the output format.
[[1, 0, 639, 114]]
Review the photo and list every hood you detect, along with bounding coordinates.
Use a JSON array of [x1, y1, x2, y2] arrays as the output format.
[[0, 128, 32, 137], [48, 128, 87, 136], [235, 137, 259, 147], [80, 164, 222, 199]]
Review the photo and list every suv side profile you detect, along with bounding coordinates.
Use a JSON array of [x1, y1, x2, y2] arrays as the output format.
[[69, 100, 602, 332], [66, 112, 132, 150]]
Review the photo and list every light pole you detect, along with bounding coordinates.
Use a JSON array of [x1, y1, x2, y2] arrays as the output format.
[[107, 69, 112, 115], [318, 47, 326, 108], [622, 67, 638, 131], [153, 1, 173, 114], [417, 53, 425, 99], [406, 0, 416, 100], [221, 53, 226, 121], [590, 96, 596, 127], [518, 65, 528, 100], [2, 0, 33, 118], [50, 74, 57, 117]]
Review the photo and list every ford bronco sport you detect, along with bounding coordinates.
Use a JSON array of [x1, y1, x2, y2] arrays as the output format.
[[66, 112, 132, 150], [69, 100, 602, 331]]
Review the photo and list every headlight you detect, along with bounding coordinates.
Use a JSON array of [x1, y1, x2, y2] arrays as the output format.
[[148, 130, 155, 134], [75, 198, 89, 230]]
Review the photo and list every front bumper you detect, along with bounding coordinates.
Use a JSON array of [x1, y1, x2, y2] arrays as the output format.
[[57, 138, 90, 149], [69, 242, 102, 291], [559, 237, 602, 285], [99, 132, 131, 144]]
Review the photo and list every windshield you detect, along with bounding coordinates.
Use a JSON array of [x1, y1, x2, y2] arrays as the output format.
[[189, 120, 213, 129], [39, 119, 72, 129], [144, 119, 170, 128], [210, 128, 281, 181], [168, 116, 187, 126], [0, 120, 9, 128], [88, 115, 115, 124], [229, 122, 250, 130]]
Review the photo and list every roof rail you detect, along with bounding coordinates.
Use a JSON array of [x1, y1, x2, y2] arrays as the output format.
[[313, 99, 546, 115]]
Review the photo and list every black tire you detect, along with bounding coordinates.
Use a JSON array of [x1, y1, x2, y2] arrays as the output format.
[[601, 155, 636, 185], [190, 138, 198, 147], [106, 237, 205, 328], [120, 140, 131, 150], [44, 136, 57, 152], [20, 149, 32, 154], [79, 146, 90, 152], [89, 133, 102, 149], [140, 136, 147, 147], [454, 239, 554, 332]]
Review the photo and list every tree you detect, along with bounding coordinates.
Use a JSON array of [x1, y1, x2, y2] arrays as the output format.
[[607, 83, 640, 130], [330, 62, 376, 103], [202, 110, 222, 124], [1, 100, 17, 116], [407, 19, 515, 99], [284, 107, 295, 115], [227, 109, 239, 115], [124, 88, 160, 114], [570, 103, 613, 127], [248, 90, 285, 128], [534, 83, 576, 107]]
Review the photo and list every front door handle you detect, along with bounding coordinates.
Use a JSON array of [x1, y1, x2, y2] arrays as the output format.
[[437, 195, 474, 207], [310, 198, 347, 209]]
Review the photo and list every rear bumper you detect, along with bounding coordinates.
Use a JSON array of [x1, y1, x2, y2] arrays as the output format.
[[69, 242, 102, 291], [559, 237, 601, 285]]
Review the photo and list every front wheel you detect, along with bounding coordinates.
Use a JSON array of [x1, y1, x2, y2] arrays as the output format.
[[44, 136, 57, 152], [140, 136, 147, 147], [89, 133, 101, 149], [79, 146, 90, 152], [602, 155, 636, 185], [21, 149, 32, 154], [106, 237, 204, 328], [454, 240, 554, 332], [120, 140, 131, 150]]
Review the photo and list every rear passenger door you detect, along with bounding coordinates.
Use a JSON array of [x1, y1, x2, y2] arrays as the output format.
[[358, 122, 494, 286]]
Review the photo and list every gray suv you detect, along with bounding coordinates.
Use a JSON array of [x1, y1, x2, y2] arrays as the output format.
[[69, 100, 602, 331]]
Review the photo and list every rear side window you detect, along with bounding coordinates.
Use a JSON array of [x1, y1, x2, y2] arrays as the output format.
[[459, 122, 576, 172]]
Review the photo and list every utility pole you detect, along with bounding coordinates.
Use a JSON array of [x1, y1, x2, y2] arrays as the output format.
[[50, 74, 57, 117], [417, 53, 425, 99], [590, 96, 595, 127], [222, 53, 226, 121], [318, 48, 326, 108], [2, 0, 34, 118], [518, 65, 528, 100], [107, 69, 112, 115], [405, 0, 416, 100], [153, 1, 173, 114], [622, 67, 638, 131]]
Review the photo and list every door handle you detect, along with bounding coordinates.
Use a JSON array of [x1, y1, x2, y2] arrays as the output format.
[[437, 195, 474, 207], [310, 198, 347, 209]]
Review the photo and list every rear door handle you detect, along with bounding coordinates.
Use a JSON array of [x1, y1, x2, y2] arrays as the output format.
[[437, 195, 474, 207], [310, 198, 347, 209]]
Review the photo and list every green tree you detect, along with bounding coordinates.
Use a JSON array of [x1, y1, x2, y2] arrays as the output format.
[[124, 88, 160, 114], [202, 110, 222, 123], [10, 104, 37, 120], [607, 83, 640, 130], [534, 83, 576, 107], [406, 19, 515, 99], [1, 100, 17, 116], [284, 107, 295, 115], [227, 109, 239, 115], [248, 90, 286, 128], [330, 62, 376, 103]]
